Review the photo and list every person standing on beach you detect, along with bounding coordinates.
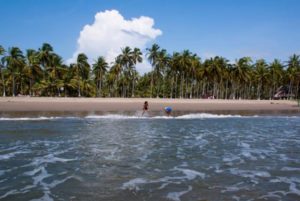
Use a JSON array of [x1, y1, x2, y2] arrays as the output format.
[[142, 101, 149, 116]]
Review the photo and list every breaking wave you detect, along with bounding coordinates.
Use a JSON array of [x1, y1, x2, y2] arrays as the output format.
[[0, 113, 299, 121]]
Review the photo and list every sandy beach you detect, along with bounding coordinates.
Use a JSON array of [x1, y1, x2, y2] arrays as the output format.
[[0, 97, 299, 113]]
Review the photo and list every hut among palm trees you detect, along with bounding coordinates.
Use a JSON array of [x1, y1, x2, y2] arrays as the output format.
[[274, 86, 294, 99]]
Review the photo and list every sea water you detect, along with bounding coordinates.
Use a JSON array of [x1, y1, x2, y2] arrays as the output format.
[[0, 113, 300, 201]]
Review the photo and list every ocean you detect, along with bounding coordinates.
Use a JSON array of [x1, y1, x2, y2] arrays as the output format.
[[0, 113, 300, 201]]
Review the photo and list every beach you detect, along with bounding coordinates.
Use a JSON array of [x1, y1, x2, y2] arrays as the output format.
[[0, 97, 298, 113]]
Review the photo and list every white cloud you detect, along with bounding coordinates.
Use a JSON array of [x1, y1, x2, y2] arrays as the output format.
[[68, 10, 162, 74]]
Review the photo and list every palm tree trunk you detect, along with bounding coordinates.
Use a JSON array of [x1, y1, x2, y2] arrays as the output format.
[[190, 76, 193, 99], [29, 78, 33, 96], [288, 80, 293, 99], [202, 80, 206, 98], [180, 74, 184, 99], [185, 78, 188, 98], [1, 69, 6, 97], [78, 80, 81, 97], [196, 82, 200, 98], [225, 80, 228, 99], [232, 82, 236, 99], [175, 74, 178, 98], [170, 75, 174, 98], [150, 68, 154, 98], [132, 75, 135, 98], [162, 71, 166, 98], [100, 72, 102, 97], [12, 74, 15, 97], [96, 80, 99, 97], [296, 80, 299, 99]]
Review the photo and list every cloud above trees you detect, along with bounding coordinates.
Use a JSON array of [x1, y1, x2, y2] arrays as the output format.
[[68, 10, 162, 73]]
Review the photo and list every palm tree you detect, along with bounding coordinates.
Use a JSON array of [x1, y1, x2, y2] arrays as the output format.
[[287, 54, 300, 99], [231, 57, 252, 99], [223, 63, 232, 99], [75, 53, 89, 97], [156, 49, 169, 97], [106, 70, 117, 97], [178, 50, 192, 98], [3, 47, 25, 96], [110, 57, 122, 97], [38, 43, 53, 78], [48, 53, 65, 96], [169, 52, 180, 98], [24, 49, 43, 96], [66, 64, 79, 96], [205, 56, 227, 98], [254, 59, 269, 99], [131, 48, 142, 97], [146, 44, 160, 98], [118, 47, 133, 97], [189, 54, 201, 98], [269, 59, 283, 98], [93, 56, 108, 97], [0, 45, 6, 96]]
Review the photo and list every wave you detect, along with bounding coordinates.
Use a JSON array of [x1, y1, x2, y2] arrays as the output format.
[[175, 113, 242, 119], [0, 113, 299, 121], [85, 114, 144, 119], [86, 113, 242, 119], [0, 117, 80, 121]]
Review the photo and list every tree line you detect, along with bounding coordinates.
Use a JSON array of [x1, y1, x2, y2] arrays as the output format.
[[0, 43, 299, 99]]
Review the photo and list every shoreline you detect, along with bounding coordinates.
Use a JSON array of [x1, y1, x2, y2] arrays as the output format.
[[0, 97, 299, 114]]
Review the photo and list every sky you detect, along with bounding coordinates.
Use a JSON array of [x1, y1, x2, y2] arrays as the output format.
[[1, 0, 300, 73]]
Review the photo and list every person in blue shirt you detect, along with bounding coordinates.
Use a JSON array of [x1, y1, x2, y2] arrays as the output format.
[[164, 106, 172, 116]]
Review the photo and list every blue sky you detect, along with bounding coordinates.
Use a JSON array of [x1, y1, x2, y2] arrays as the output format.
[[1, 0, 300, 66]]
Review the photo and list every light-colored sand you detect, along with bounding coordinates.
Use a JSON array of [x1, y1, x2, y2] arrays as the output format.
[[0, 97, 299, 112]]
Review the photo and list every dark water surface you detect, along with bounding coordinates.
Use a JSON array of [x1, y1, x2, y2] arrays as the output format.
[[0, 113, 300, 201]]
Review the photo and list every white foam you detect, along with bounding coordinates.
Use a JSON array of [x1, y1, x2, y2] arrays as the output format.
[[0, 113, 299, 121], [223, 155, 242, 163], [85, 114, 144, 119], [229, 169, 271, 178], [290, 182, 300, 196], [85, 113, 244, 119], [24, 166, 43, 176], [0, 189, 19, 200], [0, 150, 30, 160], [281, 167, 300, 171], [241, 150, 257, 161], [122, 178, 148, 190], [173, 167, 205, 180], [221, 186, 240, 193], [48, 176, 74, 188], [0, 116, 79, 121], [0, 152, 16, 160], [176, 113, 242, 119], [30, 192, 53, 201], [232, 195, 241, 201], [32, 166, 52, 186], [239, 142, 250, 149], [121, 167, 204, 192], [0, 184, 37, 199], [31, 154, 76, 166], [270, 177, 300, 196], [166, 186, 192, 201]]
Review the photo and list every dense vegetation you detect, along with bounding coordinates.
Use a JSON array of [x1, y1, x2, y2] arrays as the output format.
[[0, 43, 299, 99]]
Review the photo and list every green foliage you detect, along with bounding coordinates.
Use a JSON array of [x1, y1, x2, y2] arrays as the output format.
[[0, 43, 299, 99]]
